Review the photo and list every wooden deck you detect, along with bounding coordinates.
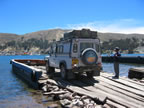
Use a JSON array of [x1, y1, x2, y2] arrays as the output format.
[[35, 66, 144, 108]]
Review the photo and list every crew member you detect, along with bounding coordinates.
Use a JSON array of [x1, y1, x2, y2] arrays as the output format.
[[113, 47, 121, 78]]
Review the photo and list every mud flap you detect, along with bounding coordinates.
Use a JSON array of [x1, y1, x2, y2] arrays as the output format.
[[93, 70, 100, 76]]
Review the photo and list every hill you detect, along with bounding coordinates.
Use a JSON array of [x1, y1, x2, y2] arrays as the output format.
[[0, 33, 20, 44], [0, 29, 70, 44], [22, 29, 70, 41], [0, 28, 144, 55], [98, 32, 144, 42], [1, 29, 144, 44]]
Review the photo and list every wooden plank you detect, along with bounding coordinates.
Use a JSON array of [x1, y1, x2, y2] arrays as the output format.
[[43, 90, 69, 95], [101, 72, 144, 87], [74, 79, 144, 107], [99, 81, 144, 102], [94, 76, 144, 97], [45, 78, 106, 103], [88, 82, 144, 106], [106, 100, 126, 108], [101, 73, 144, 91], [71, 80, 142, 108], [38, 79, 47, 84], [121, 77, 144, 86], [80, 77, 144, 102], [101, 72, 144, 86], [114, 78, 144, 91], [101, 72, 144, 90]]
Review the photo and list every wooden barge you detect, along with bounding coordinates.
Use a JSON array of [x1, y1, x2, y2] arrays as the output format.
[[10, 59, 45, 89], [10, 59, 144, 108], [102, 56, 144, 64]]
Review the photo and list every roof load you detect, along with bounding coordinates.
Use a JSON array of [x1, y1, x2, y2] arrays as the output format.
[[63, 29, 98, 40]]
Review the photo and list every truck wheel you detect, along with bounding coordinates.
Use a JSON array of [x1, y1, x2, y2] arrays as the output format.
[[86, 71, 94, 78], [46, 61, 54, 74], [60, 65, 67, 80]]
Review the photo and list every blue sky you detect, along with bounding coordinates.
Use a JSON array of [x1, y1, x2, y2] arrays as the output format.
[[0, 0, 144, 34]]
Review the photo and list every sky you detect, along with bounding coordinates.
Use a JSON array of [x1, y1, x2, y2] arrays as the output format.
[[0, 0, 144, 34]]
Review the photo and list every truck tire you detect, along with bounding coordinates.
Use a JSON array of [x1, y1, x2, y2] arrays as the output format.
[[60, 64, 67, 80], [86, 71, 94, 79], [46, 61, 55, 74]]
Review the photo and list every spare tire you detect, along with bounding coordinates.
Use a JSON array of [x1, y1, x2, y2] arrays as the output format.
[[81, 48, 98, 65]]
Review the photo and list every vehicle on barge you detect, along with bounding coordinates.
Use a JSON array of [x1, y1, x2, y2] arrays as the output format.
[[45, 29, 102, 79]]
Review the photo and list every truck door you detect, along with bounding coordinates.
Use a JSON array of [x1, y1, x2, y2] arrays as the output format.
[[49, 45, 56, 67]]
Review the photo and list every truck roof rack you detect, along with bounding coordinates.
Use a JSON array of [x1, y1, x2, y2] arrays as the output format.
[[62, 29, 98, 41]]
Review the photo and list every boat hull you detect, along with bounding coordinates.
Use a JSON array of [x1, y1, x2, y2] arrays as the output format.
[[10, 59, 45, 89]]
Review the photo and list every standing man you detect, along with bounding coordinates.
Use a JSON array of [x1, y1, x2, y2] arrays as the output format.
[[113, 47, 121, 79]]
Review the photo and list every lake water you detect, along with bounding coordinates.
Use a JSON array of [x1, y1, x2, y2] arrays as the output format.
[[0, 55, 144, 108], [0, 55, 61, 108]]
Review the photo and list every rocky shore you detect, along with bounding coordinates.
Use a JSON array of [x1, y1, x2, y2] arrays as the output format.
[[41, 80, 107, 108]]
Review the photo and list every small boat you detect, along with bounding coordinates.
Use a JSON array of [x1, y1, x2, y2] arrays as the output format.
[[10, 59, 46, 89]]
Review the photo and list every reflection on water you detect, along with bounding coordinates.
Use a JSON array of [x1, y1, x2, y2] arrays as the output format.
[[0, 90, 61, 108], [0, 55, 144, 108]]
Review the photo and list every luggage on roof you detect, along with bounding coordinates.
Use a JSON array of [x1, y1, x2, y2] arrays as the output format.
[[63, 29, 98, 40]]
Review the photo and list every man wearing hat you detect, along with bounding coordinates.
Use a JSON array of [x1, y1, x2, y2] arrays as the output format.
[[113, 47, 121, 78]]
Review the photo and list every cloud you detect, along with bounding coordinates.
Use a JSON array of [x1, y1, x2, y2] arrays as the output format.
[[65, 19, 144, 34]]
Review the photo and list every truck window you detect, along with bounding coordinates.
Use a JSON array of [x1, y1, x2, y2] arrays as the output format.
[[95, 44, 100, 52], [50, 46, 53, 54], [80, 43, 93, 52], [53, 46, 56, 53], [56, 46, 60, 53], [63, 43, 70, 53], [59, 45, 63, 53], [73, 44, 78, 53]]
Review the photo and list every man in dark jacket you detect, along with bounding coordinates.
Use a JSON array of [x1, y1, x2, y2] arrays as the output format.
[[113, 47, 121, 79]]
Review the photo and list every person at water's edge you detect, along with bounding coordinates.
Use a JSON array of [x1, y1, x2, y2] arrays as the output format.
[[113, 47, 121, 79]]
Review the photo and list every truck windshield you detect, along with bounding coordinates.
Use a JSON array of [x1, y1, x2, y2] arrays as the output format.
[[80, 43, 93, 52]]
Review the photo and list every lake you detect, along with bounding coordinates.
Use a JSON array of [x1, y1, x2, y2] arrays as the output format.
[[0, 55, 144, 108], [0, 55, 61, 108]]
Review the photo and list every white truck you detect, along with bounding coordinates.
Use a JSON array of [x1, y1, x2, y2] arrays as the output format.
[[45, 29, 102, 79]]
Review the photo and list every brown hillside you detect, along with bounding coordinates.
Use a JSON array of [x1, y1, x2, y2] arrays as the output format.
[[0, 33, 20, 44], [22, 29, 70, 41], [98, 32, 144, 41], [0, 29, 144, 44]]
